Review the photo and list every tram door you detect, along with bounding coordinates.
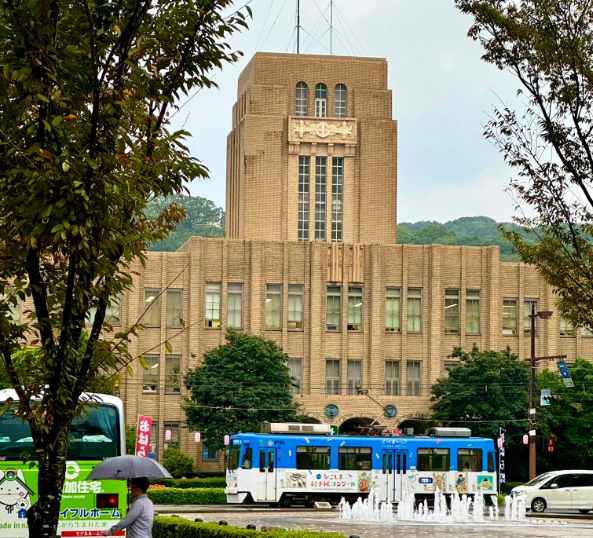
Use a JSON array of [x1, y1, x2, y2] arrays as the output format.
[[381, 449, 408, 502], [257, 448, 277, 501]]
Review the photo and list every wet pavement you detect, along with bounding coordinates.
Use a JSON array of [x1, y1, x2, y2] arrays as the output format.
[[155, 506, 593, 538]]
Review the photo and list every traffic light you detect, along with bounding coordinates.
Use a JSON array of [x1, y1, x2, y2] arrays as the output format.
[[540, 389, 552, 406], [547, 439, 555, 453]]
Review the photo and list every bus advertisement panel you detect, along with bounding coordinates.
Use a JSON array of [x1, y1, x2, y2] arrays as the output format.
[[0, 391, 127, 537]]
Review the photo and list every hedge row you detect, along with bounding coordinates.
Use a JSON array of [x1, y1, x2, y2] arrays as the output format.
[[148, 488, 227, 504], [151, 478, 226, 489], [153, 517, 344, 538], [501, 482, 523, 495]]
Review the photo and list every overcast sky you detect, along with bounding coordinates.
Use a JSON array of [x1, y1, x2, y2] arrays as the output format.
[[173, 0, 524, 224]]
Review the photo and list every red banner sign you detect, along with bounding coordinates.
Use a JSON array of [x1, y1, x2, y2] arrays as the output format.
[[135, 415, 153, 458], [62, 531, 126, 538]]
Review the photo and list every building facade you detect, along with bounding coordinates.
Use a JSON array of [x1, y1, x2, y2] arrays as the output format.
[[111, 53, 591, 469]]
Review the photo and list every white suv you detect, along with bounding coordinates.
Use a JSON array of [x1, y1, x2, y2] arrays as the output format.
[[511, 470, 593, 513]]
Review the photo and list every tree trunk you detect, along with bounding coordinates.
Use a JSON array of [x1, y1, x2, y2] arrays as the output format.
[[27, 428, 69, 538]]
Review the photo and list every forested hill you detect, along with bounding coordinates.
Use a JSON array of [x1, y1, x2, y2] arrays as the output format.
[[397, 216, 522, 261], [146, 197, 521, 261]]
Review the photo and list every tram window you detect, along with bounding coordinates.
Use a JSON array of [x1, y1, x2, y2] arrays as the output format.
[[457, 448, 482, 472], [227, 445, 240, 470], [259, 451, 266, 472], [338, 447, 372, 470], [487, 451, 494, 473], [296, 446, 330, 470], [418, 448, 450, 472], [242, 447, 253, 469]]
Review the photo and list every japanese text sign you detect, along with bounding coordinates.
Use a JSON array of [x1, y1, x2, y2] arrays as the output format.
[[135, 416, 152, 458]]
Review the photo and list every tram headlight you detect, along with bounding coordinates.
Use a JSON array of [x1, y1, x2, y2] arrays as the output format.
[[233, 482, 237, 488], [226, 482, 230, 488]]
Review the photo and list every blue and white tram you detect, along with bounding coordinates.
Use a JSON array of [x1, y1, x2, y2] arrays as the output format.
[[225, 423, 498, 506]]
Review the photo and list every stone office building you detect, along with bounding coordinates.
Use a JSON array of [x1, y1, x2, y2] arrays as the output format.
[[112, 53, 591, 470]]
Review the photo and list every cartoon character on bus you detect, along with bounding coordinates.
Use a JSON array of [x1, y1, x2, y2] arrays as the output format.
[[0, 468, 34, 516]]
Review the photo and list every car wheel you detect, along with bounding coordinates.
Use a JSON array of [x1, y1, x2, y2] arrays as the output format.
[[579, 509, 591, 514], [531, 498, 547, 513]]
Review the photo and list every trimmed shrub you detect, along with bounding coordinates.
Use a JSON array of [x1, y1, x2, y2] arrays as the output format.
[[163, 448, 195, 479], [150, 477, 226, 489], [153, 517, 345, 538], [148, 488, 226, 504]]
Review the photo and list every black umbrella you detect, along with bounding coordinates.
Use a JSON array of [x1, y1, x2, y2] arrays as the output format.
[[87, 455, 172, 480]]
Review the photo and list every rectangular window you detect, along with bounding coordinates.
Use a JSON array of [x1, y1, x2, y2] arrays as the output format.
[[406, 360, 421, 396], [385, 360, 400, 396], [338, 447, 372, 470], [288, 358, 303, 395], [444, 361, 459, 375], [165, 355, 181, 394], [487, 451, 495, 473], [164, 422, 180, 451], [326, 286, 342, 331], [288, 284, 304, 330], [335, 85, 347, 118], [315, 97, 327, 118], [466, 290, 481, 335], [444, 289, 460, 334], [407, 288, 422, 333], [265, 284, 282, 330], [166, 289, 183, 328], [347, 286, 363, 331], [296, 446, 330, 470], [315, 157, 327, 240], [582, 325, 593, 337], [326, 359, 341, 395], [298, 156, 310, 241], [227, 283, 243, 329], [142, 354, 159, 393], [347, 359, 362, 395], [331, 157, 343, 242], [560, 316, 575, 337], [524, 299, 538, 335], [296, 85, 308, 117], [144, 288, 161, 327], [386, 288, 401, 332], [105, 293, 121, 327], [458, 448, 483, 472], [205, 283, 221, 328], [203, 444, 219, 461], [418, 448, 450, 472], [503, 298, 518, 335]]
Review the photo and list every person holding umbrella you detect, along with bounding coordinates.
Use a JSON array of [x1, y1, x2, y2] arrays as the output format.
[[101, 477, 154, 538]]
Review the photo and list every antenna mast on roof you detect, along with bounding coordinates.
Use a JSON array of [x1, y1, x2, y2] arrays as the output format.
[[330, 0, 333, 55], [296, 0, 300, 54]]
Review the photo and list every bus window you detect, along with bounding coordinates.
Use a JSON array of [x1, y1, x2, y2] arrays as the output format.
[[241, 447, 253, 469], [457, 448, 482, 472], [418, 448, 450, 472], [487, 451, 495, 473], [338, 447, 372, 470], [0, 403, 120, 460], [227, 445, 240, 470], [296, 446, 330, 470]]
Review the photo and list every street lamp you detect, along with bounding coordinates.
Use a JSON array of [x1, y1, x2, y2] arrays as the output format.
[[527, 304, 565, 480]]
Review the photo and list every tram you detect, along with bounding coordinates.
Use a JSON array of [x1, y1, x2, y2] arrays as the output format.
[[225, 423, 497, 506]]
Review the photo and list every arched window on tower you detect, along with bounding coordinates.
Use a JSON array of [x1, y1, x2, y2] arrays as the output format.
[[295, 82, 308, 116], [335, 84, 347, 118], [315, 83, 327, 118]]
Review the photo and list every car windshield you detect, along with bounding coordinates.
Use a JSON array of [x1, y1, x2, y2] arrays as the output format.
[[524, 472, 555, 487], [0, 403, 120, 460]]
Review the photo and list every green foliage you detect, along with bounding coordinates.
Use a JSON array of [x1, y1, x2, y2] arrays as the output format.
[[397, 216, 531, 261], [536, 359, 593, 472], [455, 1, 593, 332], [146, 195, 225, 252], [148, 488, 226, 504], [0, 0, 249, 533], [126, 425, 137, 456], [162, 447, 195, 479], [150, 477, 226, 488], [431, 346, 530, 480], [184, 331, 299, 450], [153, 517, 345, 538]]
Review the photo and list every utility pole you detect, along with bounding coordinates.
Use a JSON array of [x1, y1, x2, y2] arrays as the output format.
[[527, 303, 565, 480]]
